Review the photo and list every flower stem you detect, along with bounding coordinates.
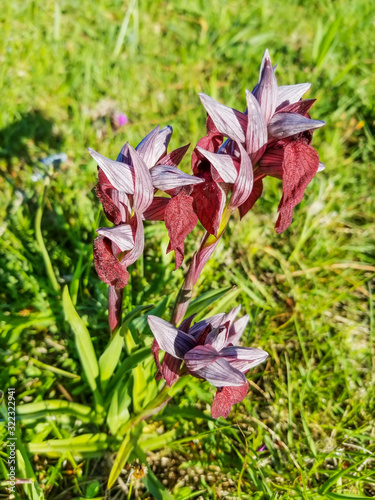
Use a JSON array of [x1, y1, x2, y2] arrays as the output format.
[[171, 205, 233, 325], [35, 180, 60, 293], [108, 286, 124, 334]]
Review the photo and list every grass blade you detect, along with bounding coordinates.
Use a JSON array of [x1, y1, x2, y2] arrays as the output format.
[[186, 287, 232, 316], [27, 433, 109, 457], [62, 286, 103, 413]]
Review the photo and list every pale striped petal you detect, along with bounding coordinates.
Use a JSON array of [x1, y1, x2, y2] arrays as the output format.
[[268, 112, 325, 139], [229, 142, 253, 209], [227, 315, 250, 345], [96, 224, 134, 252], [128, 146, 154, 213], [205, 326, 229, 351], [199, 93, 247, 143], [195, 146, 238, 183], [151, 165, 204, 191], [276, 83, 311, 110], [220, 346, 269, 373], [189, 314, 225, 338], [193, 358, 247, 387], [253, 49, 278, 124], [184, 344, 219, 371], [245, 90, 268, 164], [147, 315, 197, 359], [88, 148, 134, 194], [135, 126, 160, 168]]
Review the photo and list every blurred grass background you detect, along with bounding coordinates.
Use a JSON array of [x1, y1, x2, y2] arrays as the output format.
[[0, 0, 374, 498]]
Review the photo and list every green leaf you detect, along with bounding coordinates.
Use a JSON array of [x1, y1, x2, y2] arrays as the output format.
[[129, 297, 169, 338], [16, 447, 44, 500], [319, 456, 371, 494], [107, 379, 131, 435], [107, 433, 131, 490], [106, 346, 151, 398], [139, 429, 177, 451], [326, 494, 374, 500], [99, 304, 153, 389], [186, 287, 232, 317], [119, 304, 154, 336], [161, 405, 214, 421], [175, 487, 207, 500], [98, 332, 124, 389], [62, 286, 103, 412], [196, 287, 240, 320], [27, 433, 109, 458], [17, 400, 93, 423], [107, 426, 141, 489], [29, 357, 81, 379], [85, 479, 100, 498]]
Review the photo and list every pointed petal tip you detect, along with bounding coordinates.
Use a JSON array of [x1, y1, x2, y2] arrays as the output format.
[[309, 119, 325, 130], [147, 314, 155, 326], [88, 147, 100, 159], [318, 161, 326, 172], [198, 92, 210, 103]]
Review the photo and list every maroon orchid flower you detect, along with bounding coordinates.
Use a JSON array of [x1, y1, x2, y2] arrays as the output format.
[[89, 126, 203, 289], [147, 306, 269, 418], [195, 48, 326, 233]]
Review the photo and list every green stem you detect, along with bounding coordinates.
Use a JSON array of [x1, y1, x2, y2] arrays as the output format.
[[170, 205, 233, 325], [35, 181, 60, 293]]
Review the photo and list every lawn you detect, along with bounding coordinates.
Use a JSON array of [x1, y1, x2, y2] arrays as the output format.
[[0, 0, 374, 498]]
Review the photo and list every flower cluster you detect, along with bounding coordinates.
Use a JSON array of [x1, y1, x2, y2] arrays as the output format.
[[91, 49, 325, 291], [194, 48, 325, 234], [148, 307, 269, 418], [90, 49, 326, 418], [90, 126, 203, 288]]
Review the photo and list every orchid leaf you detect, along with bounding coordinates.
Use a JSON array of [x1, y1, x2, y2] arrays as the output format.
[[62, 286, 103, 412], [175, 488, 207, 500], [106, 346, 151, 398], [99, 304, 153, 389], [129, 296, 169, 338], [186, 287, 231, 317], [98, 331, 124, 390], [107, 379, 131, 435], [132, 358, 148, 413]]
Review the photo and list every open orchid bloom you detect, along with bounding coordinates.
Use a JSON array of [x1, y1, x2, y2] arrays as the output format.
[[195, 49, 325, 233], [90, 126, 204, 288], [148, 306, 269, 418]]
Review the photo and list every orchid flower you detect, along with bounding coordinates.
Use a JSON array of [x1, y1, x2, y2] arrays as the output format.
[[89, 125, 204, 290], [148, 306, 269, 418], [195, 48, 326, 234]]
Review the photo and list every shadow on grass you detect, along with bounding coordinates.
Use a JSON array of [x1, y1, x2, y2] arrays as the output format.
[[0, 110, 64, 168]]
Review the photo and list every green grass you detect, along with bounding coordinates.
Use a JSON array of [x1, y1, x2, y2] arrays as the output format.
[[1, 0, 375, 498]]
